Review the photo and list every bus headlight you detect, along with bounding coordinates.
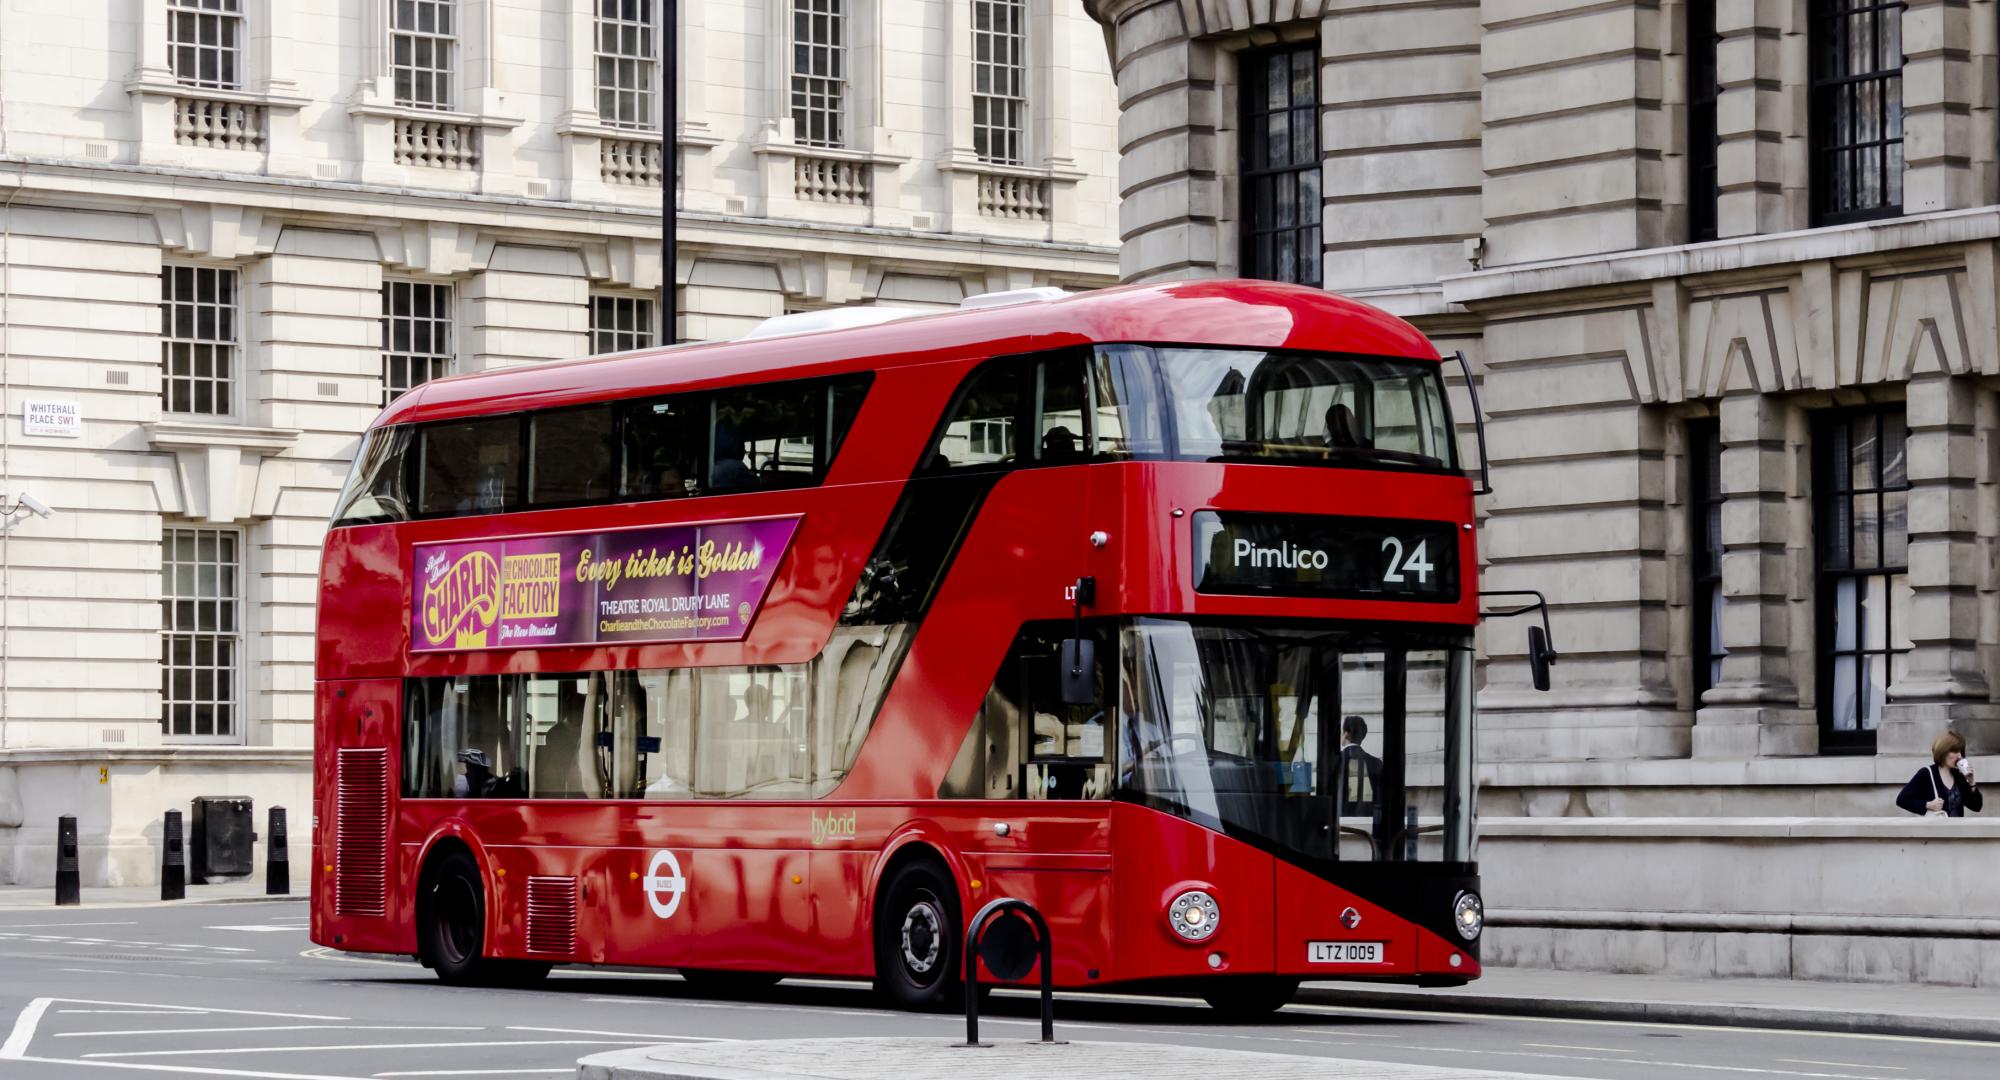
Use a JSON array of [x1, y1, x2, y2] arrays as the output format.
[[1167, 889, 1220, 943], [1452, 890, 1483, 941]]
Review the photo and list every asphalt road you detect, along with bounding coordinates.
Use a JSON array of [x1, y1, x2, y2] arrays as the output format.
[[1, 899, 1991, 1080]]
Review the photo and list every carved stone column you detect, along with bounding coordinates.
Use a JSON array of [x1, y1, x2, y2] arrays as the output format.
[[1901, 0, 1977, 213], [1694, 393, 1817, 757], [1883, 374, 2000, 754]]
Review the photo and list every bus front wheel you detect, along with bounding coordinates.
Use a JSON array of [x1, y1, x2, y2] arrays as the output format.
[[419, 848, 550, 987], [1202, 977, 1299, 1020], [873, 859, 962, 1011]]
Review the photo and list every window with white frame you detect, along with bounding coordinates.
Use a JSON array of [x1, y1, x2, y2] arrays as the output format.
[[591, 294, 656, 354], [791, 0, 845, 147], [161, 265, 238, 416], [392, 0, 457, 110], [972, 0, 1027, 165], [382, 280, 455, 404], [597, 0, 659, 130], [168, 0, 245, 91], [162, 526, 241, 740]]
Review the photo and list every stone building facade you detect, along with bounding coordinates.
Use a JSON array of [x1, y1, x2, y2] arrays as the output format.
[[0, 0, 1119, 885], [1088, 0, 2000, 984]]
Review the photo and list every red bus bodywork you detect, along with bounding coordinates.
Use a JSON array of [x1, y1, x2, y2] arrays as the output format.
[[312, 280, 1485, 998]]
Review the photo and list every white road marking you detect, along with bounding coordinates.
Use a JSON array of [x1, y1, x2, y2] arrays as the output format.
[[1523, 1042, 1638, 1053], [2, 934, 253, 954], [87, 1038, 657, 1059], [0, 997, 51, 1058], [1286, 1027, 1398, 1038], [8, 1055, 365, 1079], [205, 926, 302, 933], [45, 999, 346, 1021], [59, 1025, 484, 1038], [0, 921, 137, 929], [505, 1025, 724, 1041], [61, 1010, 203, 1015], [374, 1064, 572, 1072], [1777, 1062, 1905, 1072]]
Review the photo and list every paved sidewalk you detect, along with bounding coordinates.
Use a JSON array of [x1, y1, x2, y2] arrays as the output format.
[[0, 878, 299, 910], [1298, 967, 2000, 1041], [578, 1039, 1579, 1080]]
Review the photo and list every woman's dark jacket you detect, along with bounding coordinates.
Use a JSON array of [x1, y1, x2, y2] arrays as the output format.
[[1896, 765, 1983, 817]]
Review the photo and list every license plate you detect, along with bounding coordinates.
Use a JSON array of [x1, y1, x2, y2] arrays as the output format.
[[1308, 941, 1384, 964]]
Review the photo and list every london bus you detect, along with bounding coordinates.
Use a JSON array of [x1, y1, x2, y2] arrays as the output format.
[[312, 279, 1551, 1017]]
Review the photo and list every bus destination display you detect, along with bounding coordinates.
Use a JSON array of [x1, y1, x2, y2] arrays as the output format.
[[1192, 510, 1459, 602], [411, 517, 799, 652]]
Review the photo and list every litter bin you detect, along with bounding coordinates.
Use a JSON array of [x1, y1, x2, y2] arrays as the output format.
[[189, 796, 255, 884]]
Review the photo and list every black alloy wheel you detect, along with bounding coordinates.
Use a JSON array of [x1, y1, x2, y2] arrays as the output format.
[[873, 859, 963, 1011], [420, 848, 551, 987]]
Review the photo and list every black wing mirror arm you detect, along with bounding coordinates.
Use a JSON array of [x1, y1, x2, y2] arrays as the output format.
[[1479, 589, 1559, 692], [1450, 351, 1493, 496]]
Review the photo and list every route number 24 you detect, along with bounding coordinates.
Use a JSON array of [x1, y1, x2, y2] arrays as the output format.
[[1380, 537, 1434, 584]]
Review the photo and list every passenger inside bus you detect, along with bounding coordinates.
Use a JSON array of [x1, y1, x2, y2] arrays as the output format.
[[1039, 425, 1081, 462], [1323, 402, 1365, 450], [711, 425, 756, 488]]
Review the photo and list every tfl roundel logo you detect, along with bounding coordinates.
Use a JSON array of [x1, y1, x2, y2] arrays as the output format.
[[644, 849, 687, 920]]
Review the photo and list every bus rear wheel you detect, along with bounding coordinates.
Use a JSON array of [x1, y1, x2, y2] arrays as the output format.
[[1202, 977, 1299, 1020], [873, 859, 962, 1011], [419, 848, 551, 987]]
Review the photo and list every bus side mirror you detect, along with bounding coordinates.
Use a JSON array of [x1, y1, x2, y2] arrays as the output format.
[[1059, 638, 1097, 707], [1528, 625, 1557, 692]]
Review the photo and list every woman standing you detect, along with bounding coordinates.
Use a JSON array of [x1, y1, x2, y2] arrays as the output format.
[[1896, 731, 1983, 817]]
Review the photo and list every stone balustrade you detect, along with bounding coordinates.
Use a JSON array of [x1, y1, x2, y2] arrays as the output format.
[[172, 97, 264, 152], [394, 118, 480, 171]]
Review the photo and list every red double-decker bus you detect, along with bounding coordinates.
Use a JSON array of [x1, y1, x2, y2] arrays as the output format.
[[312, 280, 1543, 1016]]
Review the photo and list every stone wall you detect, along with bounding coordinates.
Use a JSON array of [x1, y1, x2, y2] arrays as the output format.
[[1480, 817, 2000, 986]]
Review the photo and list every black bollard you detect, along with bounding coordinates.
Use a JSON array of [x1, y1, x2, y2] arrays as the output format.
[[266, 806, 289, 895], [55, 816, 80, 906], [161, 810, 186, 901]]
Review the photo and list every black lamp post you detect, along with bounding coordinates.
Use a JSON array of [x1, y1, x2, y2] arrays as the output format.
[[663, 0, 678, 342]]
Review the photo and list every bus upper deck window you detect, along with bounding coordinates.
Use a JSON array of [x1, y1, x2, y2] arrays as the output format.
[[1090, 347, 1166, 460], [529, 404, 617, 507], [928, 363, 1023, 471], [419, 416, 522, 517], [618, 397, 704, 500], [1036, 356, 1088, 465], [712, 384, 820, 492], [332, 426, 414, 525]]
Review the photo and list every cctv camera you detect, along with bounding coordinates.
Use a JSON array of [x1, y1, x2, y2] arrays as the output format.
[[18, 493, 52, 518]]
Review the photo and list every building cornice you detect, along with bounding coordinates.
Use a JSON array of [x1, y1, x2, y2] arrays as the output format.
[[125, 78, 312, 112], [0, 156, 1120, 269], [1443, 206, 2000, 309], [346, 102, 524, 131], [680, 211, 1118, 265], [0, 154, 657, 231], [146, 421, 301, 455]]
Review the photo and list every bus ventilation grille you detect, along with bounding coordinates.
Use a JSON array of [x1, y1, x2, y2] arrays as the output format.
[[334, 748, 389, 918], [525, 876, 577, 956]]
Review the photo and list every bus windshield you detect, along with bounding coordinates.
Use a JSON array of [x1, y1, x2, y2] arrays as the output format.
[[1116, 618, 1474, 867], [1155, 348, 1455, 471]]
